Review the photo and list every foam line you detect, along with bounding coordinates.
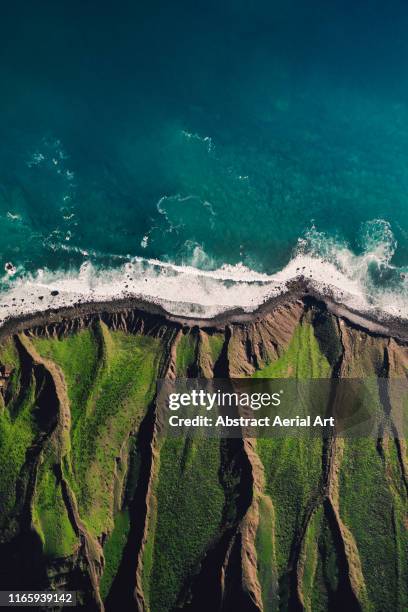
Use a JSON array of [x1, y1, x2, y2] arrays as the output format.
[[0, 248, 406, 325]]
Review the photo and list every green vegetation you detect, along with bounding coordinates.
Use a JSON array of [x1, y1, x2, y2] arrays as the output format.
[[175, 331, 197, 376], [386, 439, 408, 609], [252, 321, 331, 379], [206, 332, 224, 365], [0, 313, 406, 611], [301, 507, 322, 611], [0, 337, 38, 534], [0, 374, 37, 533], [31, 328, 100, 426], [256, 494, 278, 610], [0, 337, 22, 407], [32, 445, 78, 558], [297, 504, 348, 611], [339, 437, 406, 610], [141, 328, 228, 610], [143, 436, 225, 612], [33, 324, 162, 539], [310, 509, 342, 612], [253, 321, 331, 602], [258, 436, 323, 573], [99, 509, 131, 600]]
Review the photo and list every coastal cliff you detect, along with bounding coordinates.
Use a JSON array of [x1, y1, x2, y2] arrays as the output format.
[[0, 294, 406, 611]]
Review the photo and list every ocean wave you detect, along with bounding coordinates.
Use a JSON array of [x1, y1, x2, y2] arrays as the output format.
[[181, 129, 214, 153], [0, 219, 407, 323], [6, 212, 22, 222], [43, 241, 130, 261], [141, 193, 218, 252]]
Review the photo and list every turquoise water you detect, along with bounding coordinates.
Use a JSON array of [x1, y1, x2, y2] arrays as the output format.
[[2, 1, 408, 315]]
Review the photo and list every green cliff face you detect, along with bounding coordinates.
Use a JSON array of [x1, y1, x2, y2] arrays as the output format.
[[0, 302, 406, 611]]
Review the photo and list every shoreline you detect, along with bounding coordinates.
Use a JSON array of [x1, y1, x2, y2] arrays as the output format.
[[0, 279, 407, 342]]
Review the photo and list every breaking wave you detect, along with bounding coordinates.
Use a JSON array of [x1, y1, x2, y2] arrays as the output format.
[[0, 219, 407, 323]]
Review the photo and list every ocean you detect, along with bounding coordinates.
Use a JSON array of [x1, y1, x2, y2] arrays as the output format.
[[2, 0, 408, 319]]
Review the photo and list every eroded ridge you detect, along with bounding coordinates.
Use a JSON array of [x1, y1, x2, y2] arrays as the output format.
[[0, 297, 406, 611]]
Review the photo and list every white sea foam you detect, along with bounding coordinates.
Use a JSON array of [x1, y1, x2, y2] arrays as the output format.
[[6, 212, 22, 222], [0, 251, 404, 323], [0, 219, 406, 324], [181, 130, 214, 153]]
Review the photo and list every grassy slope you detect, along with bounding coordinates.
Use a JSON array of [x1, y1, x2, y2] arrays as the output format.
[[142, 334, 225, 612], [252, 321, 331, 609], [310, 509, 341, 612], [0, 337, 37, 536], [339, 437, 407, 610], [252, 322, 407, 611], [32, 325, 163, 593], [336, 337, 408, 611], [32, 444, 79, 558], [1, 315, 406, 611], [255, 494, 279, 610], [175, 331, 197, 376], [31, 328, 100, 428], [99, 509, 131, 599], [301, 506, 322, 610], [145, 436, 225, 612], [206, 332, 224, 365]]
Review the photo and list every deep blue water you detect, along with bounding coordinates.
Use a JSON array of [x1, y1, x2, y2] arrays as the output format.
[[2, 1, 408, 313]]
